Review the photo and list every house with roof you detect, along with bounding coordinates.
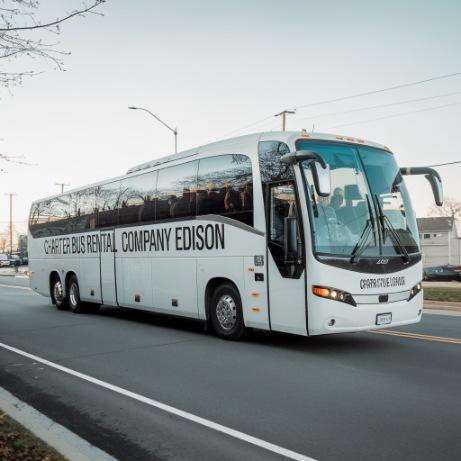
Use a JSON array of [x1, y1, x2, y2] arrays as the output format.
[[416, 217, 460, 267]]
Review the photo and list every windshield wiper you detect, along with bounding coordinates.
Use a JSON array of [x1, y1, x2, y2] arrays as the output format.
[[374, 194, 410, 264], [350, 219, 373, 264], [350, 195, 378, 264]]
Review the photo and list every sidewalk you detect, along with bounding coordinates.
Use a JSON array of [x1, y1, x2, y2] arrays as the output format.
[[0, 266, 29, 277], [424, 299, 461, 316]]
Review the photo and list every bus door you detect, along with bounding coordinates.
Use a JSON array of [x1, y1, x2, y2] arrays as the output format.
[[100, 229, 118, 306], [266, 183, 307, 335]]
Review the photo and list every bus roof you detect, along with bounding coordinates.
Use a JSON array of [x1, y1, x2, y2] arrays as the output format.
[[31, 131, 391, 204], [126, 131, 390, 174]]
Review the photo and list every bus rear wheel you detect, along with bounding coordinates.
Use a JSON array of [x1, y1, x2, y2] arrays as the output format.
[[52, 276, 68, 311], [210, 283, 250, 341], [68, 275, 85, 313]]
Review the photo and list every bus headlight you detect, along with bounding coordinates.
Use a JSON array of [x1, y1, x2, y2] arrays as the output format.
[[312, 286, 356, 307], [408, 281, 422, 301]]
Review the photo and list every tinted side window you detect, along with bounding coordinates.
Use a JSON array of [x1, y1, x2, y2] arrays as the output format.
[[77, 187, 98, 230], [119, 171, 158, 225], [98, 181, 121, 228], [258, 141, 292, 183], [157, 161, 199, 220], [29, 200, 53, 237], [197, 154, 253, 226], [47, 195, 71, 235]]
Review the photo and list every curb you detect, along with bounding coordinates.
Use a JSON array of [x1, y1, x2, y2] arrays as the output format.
[[0, 387, 118, 461], [424, 300, 461, 311]]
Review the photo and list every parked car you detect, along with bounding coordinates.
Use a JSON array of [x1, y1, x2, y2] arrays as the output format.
[[423, 265, 461, 282], [7, 254, 21, 267], [0, 254, 10, 267]]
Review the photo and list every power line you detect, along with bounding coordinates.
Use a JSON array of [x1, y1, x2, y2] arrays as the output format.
[[325, 101, 461, 129], [427, 161, 461, 167], [215, 71, 461, 140], [293, 91, 461, 124], [295, 71, 461, 110], [213, 114, 274, 140]]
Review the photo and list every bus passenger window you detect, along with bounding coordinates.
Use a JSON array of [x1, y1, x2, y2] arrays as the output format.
[[197, 154, 253, 226]]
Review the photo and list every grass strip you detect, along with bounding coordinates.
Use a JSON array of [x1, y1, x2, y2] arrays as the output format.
[[424, 287, 461, 303], [0, 411, 68, 461]]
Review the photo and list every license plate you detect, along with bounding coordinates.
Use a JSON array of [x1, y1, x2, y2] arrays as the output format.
[[376, 313, 392, 325]]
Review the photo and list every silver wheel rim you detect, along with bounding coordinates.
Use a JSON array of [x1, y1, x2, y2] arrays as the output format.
[[216, 294, 237, 330], [53, 280, 63, 305], [69, 283, 78, 308]]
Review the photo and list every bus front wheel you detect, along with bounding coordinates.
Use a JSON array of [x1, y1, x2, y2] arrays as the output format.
[[210, 283, 250, 341], [52, 276, 68, 311]]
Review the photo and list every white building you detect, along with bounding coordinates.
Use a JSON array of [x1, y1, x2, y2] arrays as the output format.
[[417, 217, 461, 267]]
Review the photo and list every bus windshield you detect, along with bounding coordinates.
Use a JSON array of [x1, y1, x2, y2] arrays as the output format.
[[298, 141, 420, 259]]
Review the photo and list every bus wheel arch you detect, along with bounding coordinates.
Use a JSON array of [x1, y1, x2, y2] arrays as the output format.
[[206, 278, 251, 341], [50, 272, 68, 311]]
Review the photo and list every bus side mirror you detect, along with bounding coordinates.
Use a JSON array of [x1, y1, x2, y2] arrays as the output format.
[[424, 173, 443, 207], [284, 216, 299, 263], [280, 150, 331, 197], [400, 167, 443, 206]]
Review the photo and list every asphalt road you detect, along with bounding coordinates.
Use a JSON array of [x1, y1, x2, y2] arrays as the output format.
[[1, 277, 461, 461]]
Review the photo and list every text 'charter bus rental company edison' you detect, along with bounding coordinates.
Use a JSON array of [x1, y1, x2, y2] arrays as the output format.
[[28, 132, 443, 340]]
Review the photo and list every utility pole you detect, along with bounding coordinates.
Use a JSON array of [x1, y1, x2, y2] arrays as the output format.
[[4, 193, 16, 253], [55, 182, 70, 193], [275, 110, 296, 131]]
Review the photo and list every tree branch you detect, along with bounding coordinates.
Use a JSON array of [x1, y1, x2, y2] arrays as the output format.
[[0, 1, 105, 32]]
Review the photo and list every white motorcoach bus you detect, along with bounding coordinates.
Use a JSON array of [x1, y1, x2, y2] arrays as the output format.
[[28, 132, 442, 340]]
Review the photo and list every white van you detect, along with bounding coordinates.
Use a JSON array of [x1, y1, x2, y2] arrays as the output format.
[[0, 254, 10, 266]]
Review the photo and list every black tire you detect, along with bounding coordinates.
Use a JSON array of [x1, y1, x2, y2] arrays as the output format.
[[67, 275, 85, 313], [51, 276, 68, 311], [210, 283, 250, 341]]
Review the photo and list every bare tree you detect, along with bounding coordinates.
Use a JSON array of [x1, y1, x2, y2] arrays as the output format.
[[428, 196, 461, 222], [0, 152, 36, 171], [0, 0, 105, 89], [0, 228, 7, 252]]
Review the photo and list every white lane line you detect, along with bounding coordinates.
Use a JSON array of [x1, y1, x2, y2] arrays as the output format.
[[0, 342, 317, 461]]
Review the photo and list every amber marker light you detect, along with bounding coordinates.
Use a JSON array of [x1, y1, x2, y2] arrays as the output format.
[[312, 286, 330, 297], [312, 286, 356, 306]]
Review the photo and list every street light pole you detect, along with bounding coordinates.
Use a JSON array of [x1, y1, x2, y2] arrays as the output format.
[[128, 106, 178, 154]]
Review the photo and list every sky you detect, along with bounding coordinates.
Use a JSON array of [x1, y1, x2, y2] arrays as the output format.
[[1, 0, 461, 231]]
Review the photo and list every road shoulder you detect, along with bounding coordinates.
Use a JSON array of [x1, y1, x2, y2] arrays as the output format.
[[0, 387, 117, 461]]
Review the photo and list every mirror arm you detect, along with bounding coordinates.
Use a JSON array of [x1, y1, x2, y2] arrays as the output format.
[[400, 167, 443, 206], [400, 166, 441, 182], [281, 150, 327, 168]]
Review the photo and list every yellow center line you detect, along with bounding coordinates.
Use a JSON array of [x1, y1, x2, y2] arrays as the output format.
[[0, 283, 31, 291], [369, 329, 461, 345]]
